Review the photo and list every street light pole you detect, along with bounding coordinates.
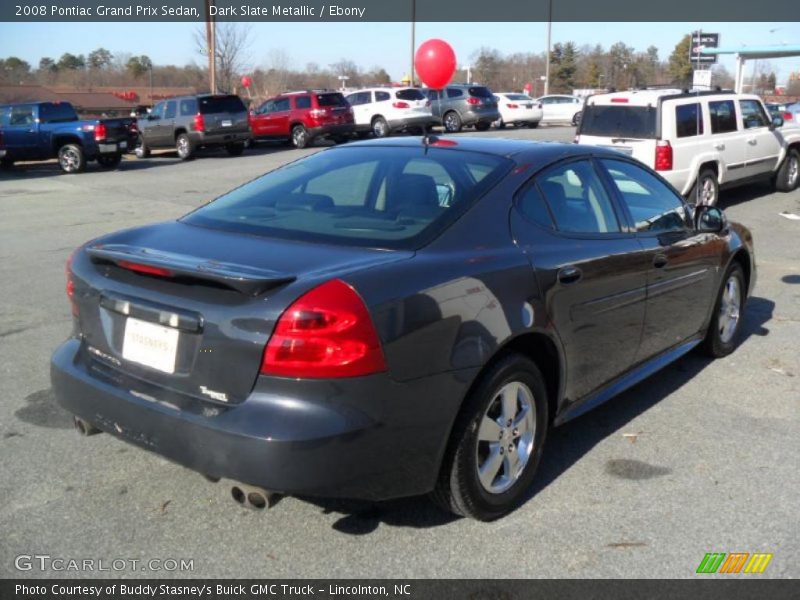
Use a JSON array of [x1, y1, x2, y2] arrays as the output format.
[[205, 0, 217, 94], [544, 0, 552, 95], [410, 0, 416, 85]]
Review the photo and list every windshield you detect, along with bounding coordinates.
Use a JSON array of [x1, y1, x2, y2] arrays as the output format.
[[198, 95, 246, 114], [580, 105, 657, 139], [182, 146, 512, 249]]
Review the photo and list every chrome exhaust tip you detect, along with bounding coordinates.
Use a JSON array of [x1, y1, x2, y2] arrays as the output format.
[[73, 416, 102, 436], [229, 482, 280, 510]]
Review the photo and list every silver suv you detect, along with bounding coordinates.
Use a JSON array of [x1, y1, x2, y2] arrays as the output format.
[[424, 84, 500, 133]]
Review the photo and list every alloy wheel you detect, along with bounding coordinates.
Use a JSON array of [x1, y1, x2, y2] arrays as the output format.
[[718, 275, 741, 344], [59, 147, 80, 172]]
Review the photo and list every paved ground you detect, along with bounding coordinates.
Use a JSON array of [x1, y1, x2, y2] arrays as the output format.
[[0, 126, 798, 579]]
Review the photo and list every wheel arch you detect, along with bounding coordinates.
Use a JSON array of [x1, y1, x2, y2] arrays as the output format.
[[52, 135, 82, 152], [174, 127, 188, 140]]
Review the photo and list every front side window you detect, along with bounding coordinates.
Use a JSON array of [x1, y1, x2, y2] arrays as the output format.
[[739, 99, 770, 129], [601, 159, 688, 233], [8, 105, 34, 126], [150, 102, 165, 119], [535, 160, 620, 234], [274, 98, 290, 112], [709, 100, 737, 134], [675, 103, 704, 138]]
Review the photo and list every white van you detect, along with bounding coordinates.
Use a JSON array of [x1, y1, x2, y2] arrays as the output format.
[[576, 89, 800, 204]]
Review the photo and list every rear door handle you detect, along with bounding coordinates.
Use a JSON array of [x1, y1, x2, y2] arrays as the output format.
[[653, 254, 668, 269], [557, 266, 582, 284], [748, 139, 757, 145], [714, 143, 725, 150]]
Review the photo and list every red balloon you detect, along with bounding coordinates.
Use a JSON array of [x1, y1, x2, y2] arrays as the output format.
[[415, 39, 456, 89], [241, 75, 252, 89]]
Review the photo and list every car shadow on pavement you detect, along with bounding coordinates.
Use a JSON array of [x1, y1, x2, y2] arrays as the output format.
[[717, 182, 777, 209], [298, 296, 774, 534]]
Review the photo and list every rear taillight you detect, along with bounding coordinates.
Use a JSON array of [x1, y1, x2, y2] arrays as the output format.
[[783, 111, 793, 121], [392, 101, 410, 109], [655, 140, 673, 171], [506, 103, 519, 109], [309, 108, 327, 119], [193, 112, 205, 132], [66, 250, 78, 317], [466, 97, 480, 105], [117, 260, 173, 278], [94, 122, 107, 142], [261, 279, 386, 379]]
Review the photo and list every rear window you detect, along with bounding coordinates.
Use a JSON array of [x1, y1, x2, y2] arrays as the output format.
[[317, 93, 347, 107], [396, 89, 426, 101], [468, 87, 493, 98], [39, 102, 78, 123], [505, 94, 532, 101], [198, 95, 246, 114], [182, 147, 512, 249], [580, 105, 657, 139]]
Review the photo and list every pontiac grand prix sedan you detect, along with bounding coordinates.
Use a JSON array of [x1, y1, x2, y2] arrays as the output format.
[[51, 137, 755, 520]]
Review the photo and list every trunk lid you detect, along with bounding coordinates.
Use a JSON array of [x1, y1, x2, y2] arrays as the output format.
[[71, 221, 411, 404]]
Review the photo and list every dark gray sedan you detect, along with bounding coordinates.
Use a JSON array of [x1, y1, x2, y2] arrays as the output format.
[[52, 137, 755, 520]]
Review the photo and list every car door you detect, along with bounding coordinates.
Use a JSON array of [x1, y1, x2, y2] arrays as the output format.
[[2, 104, 38, 160], [510, 158, 649, 402], [268, 97, 291, 135], [250, 100, 272, 137], [162, 100, 177, 145], [739, 99, 782, 177], [707, 99, 748, 184], [426, 89, 444, 120], [538, 96, 556, 122], [599, 158, 720, 361], [142, 102, 166, 147]]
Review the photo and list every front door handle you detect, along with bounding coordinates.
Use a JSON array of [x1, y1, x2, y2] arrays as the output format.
[[653, 254, 668, 269], [747, 138, 757, 145], [713, 143, 725, 150], [557, 266, 582, 284]]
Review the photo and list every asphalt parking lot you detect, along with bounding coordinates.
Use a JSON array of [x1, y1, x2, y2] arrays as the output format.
[[1, 125, 798, 579]]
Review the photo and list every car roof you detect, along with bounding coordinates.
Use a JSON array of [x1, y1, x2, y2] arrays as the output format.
[[585, 89, 756, 106]]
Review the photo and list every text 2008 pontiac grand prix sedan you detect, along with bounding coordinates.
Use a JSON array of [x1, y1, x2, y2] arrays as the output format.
[[51, 137, 755, 520]]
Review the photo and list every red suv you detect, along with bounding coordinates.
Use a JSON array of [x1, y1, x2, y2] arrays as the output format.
[[249, 90, 355, 148]]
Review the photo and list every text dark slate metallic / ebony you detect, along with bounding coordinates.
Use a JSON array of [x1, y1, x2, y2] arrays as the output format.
[[51, 137, 756, 520]]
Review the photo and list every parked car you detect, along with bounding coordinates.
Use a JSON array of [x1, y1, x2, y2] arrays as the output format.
[[135, 94, 250, 161], [576, 89, 800, 205], [52, 136, 756, 521], [776, 101, 800, 127], [424, 84, 500, 132], [249, 90, 355, 149], [0, 101, 133, 173], [492, 93, 543, 128], [535, 94, 583, 125], [345, 87, 436, 137]]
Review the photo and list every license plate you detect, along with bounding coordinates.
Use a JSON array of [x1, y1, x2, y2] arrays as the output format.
[[119, 141, 127, 150], [525, 104, 532, 109], [221, 120, 232, 127], [122, 317, 179, 374]]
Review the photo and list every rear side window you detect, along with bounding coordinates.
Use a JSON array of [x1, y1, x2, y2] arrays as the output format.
[[468, 87, 493, 98], [294, 96, 311, 109], [346, 92, 371, 106], [39, 102, 78, 123], [709, 100, 737, 134], [164, 101, 177, 119], [739, 100, 769, 129], [179, 98, 197, 116], [535, 160, 620, 234], [376, 91, 391, 102], [601, 159, 688, 233], [317, 94, 347, 107], [198, 95, 246, 114], [580, 105, 656, 139], [675, 103, 704, 138], [396, 89, 425, 101], [517, 184, 555, 230], [447, 88, 464, 99]]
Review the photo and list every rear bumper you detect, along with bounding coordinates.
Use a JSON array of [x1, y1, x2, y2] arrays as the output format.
[[387, 115, 437, 131], [51, 339, 472, 501], [307, 123, 356, 139], [190, 131, 250, 147], [462, 110, 501, 125]]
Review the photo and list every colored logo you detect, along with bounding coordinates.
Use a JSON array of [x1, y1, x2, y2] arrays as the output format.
[[696, 552, 773, 574]]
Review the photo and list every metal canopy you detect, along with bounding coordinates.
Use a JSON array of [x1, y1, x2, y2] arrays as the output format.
[[700, 45, 800, 92]]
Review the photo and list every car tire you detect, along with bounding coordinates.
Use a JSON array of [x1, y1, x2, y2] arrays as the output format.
[[226, 142, 245, 156], [775, 148, 800, 192], [701, 262, 746, 358], [690, 168, 719, 206], [176, 133, 195, 160], [0, 158, 14, 169], [496, 119, 506, 129], [528, 121, 540, 129], [371, 116, 389, 138], [97, 154, 122, 169], [134, 134, 151, 158], [443, 111, 462, 133], [475, 122, 490, 132], [58, 144, 86, 174], [291, 125, 309, 149], [431, 353, 549, 521]]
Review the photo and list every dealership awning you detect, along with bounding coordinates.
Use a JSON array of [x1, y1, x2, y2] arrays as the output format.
[[700, 45, 800, 92]]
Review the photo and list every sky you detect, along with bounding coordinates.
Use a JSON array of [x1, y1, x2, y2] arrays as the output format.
[[1, 21, 799, 83]]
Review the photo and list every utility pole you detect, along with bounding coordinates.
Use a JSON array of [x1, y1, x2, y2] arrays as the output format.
[[410, 0, 416, 86], [205, 0, 217, 94], [544, 0, 552, 95]]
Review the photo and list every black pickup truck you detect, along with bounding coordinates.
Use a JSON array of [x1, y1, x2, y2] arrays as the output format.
[[0, 101, 135, 173]]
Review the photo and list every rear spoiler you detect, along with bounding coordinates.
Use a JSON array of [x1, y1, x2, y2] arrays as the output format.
[[87, 244, 296, 296]]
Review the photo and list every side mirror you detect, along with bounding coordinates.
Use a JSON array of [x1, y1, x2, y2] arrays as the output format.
[[771, 115, 784, 129], [695, 205, 726, 233]]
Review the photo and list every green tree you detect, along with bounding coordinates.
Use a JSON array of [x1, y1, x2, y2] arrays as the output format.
[[586, 61, 602, 88], [58, 53, 85, 71], [473, 47, 503, 88], [668, 34, 694, 86], [553, 42, 577, 92], [38, 57, 58, 73], [126, 55, 152, 78], [87, 48, 113, 70]]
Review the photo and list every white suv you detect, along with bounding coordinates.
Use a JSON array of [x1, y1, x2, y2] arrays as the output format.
[[345, 87, 436, 138], [576, 89, 800, 204]]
